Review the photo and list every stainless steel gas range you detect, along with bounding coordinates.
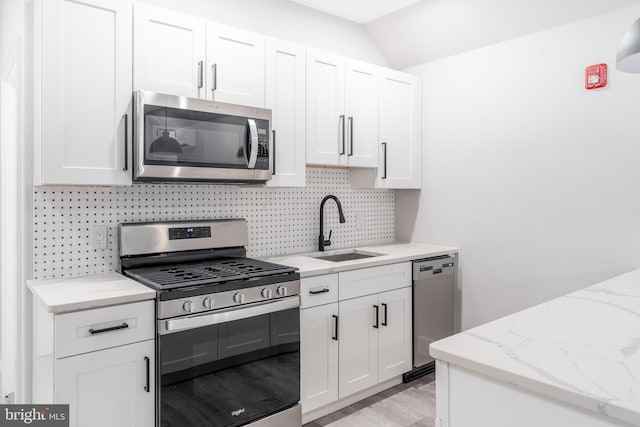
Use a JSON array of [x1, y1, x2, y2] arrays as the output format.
[[119, 219, 301, 427]]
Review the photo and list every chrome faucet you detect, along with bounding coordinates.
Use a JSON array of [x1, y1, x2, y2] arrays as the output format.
[[319, 195, 346, 251]]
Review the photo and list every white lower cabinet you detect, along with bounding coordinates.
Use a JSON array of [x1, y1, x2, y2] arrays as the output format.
[[337, 294, 379, 398], [300, 263, 412, 418], [32, 300, 155, 427], [56, 340, 155, 427], [300, 303, 339, 412], [377, 287, 413, 382]]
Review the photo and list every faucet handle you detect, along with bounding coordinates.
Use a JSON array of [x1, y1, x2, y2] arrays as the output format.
[[324, 230, 332, 248]]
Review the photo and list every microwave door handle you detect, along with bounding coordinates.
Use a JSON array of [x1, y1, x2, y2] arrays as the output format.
[[247, 118, 259, 169]]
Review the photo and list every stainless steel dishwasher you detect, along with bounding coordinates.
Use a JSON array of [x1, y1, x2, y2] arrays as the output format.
[[403, 254, 457, 382]]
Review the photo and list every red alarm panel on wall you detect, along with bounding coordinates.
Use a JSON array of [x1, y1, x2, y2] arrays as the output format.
[[585, 63, 607, 90]]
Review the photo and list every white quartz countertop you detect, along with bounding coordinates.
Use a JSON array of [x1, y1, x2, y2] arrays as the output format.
[[27, 272, 155, 314], [265, 242, 458, 277], [430, 267, 640, 426]]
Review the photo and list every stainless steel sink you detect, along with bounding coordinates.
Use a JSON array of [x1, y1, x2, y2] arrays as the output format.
[[309, 250, 383, 262]]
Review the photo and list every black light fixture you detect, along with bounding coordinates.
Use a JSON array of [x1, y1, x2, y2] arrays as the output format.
[[150, 107, 182, 154], [617, 17, 640, 73]]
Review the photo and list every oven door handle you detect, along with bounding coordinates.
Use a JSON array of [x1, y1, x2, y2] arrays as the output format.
[[161, 295, 300, 335]]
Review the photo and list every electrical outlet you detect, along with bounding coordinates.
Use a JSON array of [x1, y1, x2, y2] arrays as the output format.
[[356, 212, 365, 229], [92, 225, 108, 250]]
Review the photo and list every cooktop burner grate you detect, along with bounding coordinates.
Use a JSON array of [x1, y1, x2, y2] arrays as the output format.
[[125, 257, 296, 290]]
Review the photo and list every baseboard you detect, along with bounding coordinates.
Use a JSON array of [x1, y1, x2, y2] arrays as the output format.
[[302, 376, 402, 424]]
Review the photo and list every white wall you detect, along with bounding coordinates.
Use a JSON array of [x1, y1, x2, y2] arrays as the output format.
[[397, 5, 640, 329], [0, 0, 31, 404], [366, 0, 640, 69], [141, 0, 387, 66]]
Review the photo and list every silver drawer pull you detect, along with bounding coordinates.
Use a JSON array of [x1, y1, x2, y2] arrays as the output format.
[[88, 322, 129, 335]]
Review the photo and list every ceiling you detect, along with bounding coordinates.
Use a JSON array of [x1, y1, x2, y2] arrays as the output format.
[[289, 0, 422, 24], [364, 0, 640, 69]]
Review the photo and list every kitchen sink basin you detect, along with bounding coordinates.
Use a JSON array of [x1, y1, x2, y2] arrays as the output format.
[[310, 250, 383, 262]]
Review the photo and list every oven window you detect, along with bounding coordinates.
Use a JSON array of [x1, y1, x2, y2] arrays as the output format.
[[159, 307, 300, 427], [143, 105, 268, 170]]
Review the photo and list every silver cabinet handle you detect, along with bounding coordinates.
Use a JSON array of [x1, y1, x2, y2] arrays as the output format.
[[247, 119, 258, 169], [211, 63, 217, 93], [122, 114, 128, 171], [339, 115, 345, 155], [348, 116, 353, 156], [197, 61, 203, 89], [381, 142, 388, 179]]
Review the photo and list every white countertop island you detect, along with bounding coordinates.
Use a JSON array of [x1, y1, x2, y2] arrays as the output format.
[[431, 268, 640, 427]]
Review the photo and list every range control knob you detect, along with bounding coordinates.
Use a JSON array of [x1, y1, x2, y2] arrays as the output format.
[[261, 288, 273, 299], [182, 300, 194, 313], [233, 293, 245, 304], [202, 297, 214, 309], [276, 286, 287, 297]]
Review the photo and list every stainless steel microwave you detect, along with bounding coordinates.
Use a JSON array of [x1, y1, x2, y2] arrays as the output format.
[[133, 91, 272, 183]]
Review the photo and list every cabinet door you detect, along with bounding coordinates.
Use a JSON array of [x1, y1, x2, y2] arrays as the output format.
[[378, 70, 420, 189], [37, 0, 132, 185], [300, 304, 339, 413], [345, 60, 379, 168], [55, 340, 154, 427], [265, 38, 306, 187], [338, 294, 378, 398], [306, 50, 345, 166], [378, 287, 413, 383], [206, 23, 265, 107], [133, 3, 205, 98]]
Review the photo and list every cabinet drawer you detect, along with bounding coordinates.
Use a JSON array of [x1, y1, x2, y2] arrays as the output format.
[[300, 274, 338, 308], [339, 263, 411, 301], [55, 300, 154, 359]]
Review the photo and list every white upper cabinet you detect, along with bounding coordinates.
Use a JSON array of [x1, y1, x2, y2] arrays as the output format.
[[265, 38, 306, 187], [378, 70, 421, 188], [35, 0, 132, 186], [206, 23, 266, 108], [350, 69, 421, 189], [133, 3, 205, 98], [306, 51, 380, 169], [306, 50, 346, 166], [344, 60, 379, 168]]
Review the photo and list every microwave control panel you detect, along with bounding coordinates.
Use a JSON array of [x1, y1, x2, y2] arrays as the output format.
[[255, 129, 269, 170]]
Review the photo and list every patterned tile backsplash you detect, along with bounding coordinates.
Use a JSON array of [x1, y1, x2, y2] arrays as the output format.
[[32, 168, 395, 280]]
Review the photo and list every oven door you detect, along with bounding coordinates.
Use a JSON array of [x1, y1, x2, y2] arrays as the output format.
[[134, 91, 272, 183], [158, 296, 300, 427]]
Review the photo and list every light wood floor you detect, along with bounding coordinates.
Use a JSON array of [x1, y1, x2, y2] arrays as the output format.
[[304, 374, 436, 427]]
